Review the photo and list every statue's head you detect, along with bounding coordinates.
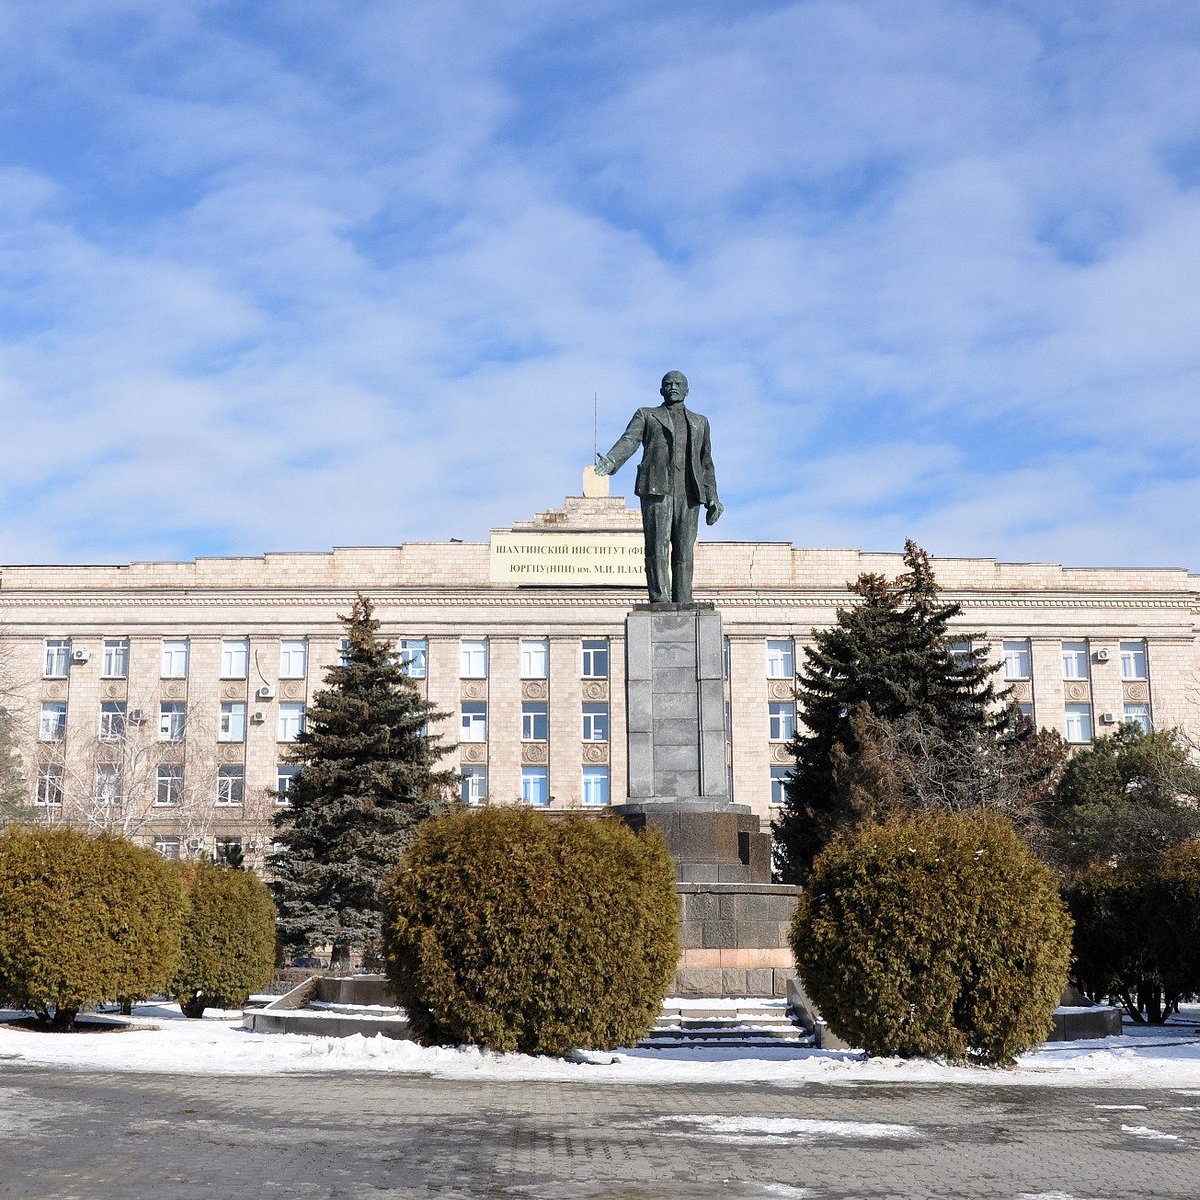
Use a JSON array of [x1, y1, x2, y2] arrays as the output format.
[[660, 371, 689, 405]]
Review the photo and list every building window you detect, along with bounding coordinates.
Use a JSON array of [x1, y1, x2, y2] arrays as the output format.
[[161, 639, 189, 678], [278, 703, 305, 742], [159, 702, 186, 741], [156, 764, 184, 806], [280, 639, 308, 679], [460, 702, 487, 742], [1120, 641, 1148, 681], [1061, 641, 1090, 680], [460, 638, 488, 679], [399, 639, 428, 678], [582, 703, 609, 742], [950, 639, 972, 667], [102, 638, 130, 678], [766, 639, 794, 679], [276, 764, 299, 804], [339, 638, 351, 668], [214, 837, 242, 866], [219, 702, 246, 743], [723, 636, 731, 680], [221, 638, 249, 678], [770, 766, 790, 807], [1016, 701, 1035, 725], [521, 766, 549, 806], [39, 702, 67, 741], [1003, 640, 1031, 680], [1065, 703, 1093, 744], [581, 639, 609, 679], [95, 764, 123, 807], [217, 764, 245, 806], [36, 764, 64, 807], [521, 638, 549, 679], [768, 701, 795, 742], [44, 639, 71, 678], [154, 837, 181, 861], [582, 765, 609, 807], [98, 701, 127, 742], [460, 766, 487, 806], [1123, 703, 1152, 735], [521, 702, 548, 741]]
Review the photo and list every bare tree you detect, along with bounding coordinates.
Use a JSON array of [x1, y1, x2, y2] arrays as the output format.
[[18, 692, 271, 861]]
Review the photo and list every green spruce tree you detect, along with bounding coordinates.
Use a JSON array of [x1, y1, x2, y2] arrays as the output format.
[[773, 540, 1006, 882], [269, 596, 456, 969]]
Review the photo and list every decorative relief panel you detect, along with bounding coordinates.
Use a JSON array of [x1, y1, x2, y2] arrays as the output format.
[[581, 680, 608, 701], [218, 743, 244, 764], [1010, 681, 1033, 702], [460, 743, 486, 764], [461, 681, 487, 701], [521, 680, 548, 702], [771, 744, 793, 764], [521, 742, 549, 764], [1124, 682, 1150, 702], [103, 682, 126, 700], [582, 743, 609, 764], [1064, 682, 1090, 701], [221, 682, 245, 700], [280, 681, 304, 701], [159, 744, 184, 764], [163, 682, 186, 700], [42, 681, 68, 701], [769, 681, 796, 701]]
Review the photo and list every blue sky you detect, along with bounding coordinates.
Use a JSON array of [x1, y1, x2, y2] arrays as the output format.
[[1, 0, 1198, 569]]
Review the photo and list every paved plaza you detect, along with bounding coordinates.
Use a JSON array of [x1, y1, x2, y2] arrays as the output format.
[[0, 1064, 1196, 1199]]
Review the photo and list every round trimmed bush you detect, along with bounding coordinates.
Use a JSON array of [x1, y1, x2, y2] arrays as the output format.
[[381, 807, 679, 1055], [0, 827, 184, 1028], [170, 861, 278, 1018], [792, 809, 1072, 1064]]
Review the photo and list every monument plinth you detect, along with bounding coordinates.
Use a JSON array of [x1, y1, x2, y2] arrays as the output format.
[[613, 603, 772, 885]]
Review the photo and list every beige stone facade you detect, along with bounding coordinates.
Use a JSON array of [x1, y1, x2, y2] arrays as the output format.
[[3, 480, 1198, 872]]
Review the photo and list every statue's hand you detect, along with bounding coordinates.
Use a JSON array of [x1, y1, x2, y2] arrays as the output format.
[[595, 454, 616, 477], [705, 499, 724, 526]]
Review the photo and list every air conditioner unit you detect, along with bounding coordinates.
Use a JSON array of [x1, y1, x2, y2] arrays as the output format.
[[1094, 648, 1111, 663], [70, 647, 90, 663], [128, 708, 147, 724], [256, 685, 276, 701], [1100, 711, 1118, 724], [250, 711, 266, 725]]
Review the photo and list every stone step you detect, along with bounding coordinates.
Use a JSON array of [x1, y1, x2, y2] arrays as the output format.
[[638, 998, 812, 1049], [652, 1016, 799, 1032], [643, 1025, 810, 1043]]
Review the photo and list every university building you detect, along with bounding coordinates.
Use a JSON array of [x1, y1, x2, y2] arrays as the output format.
[[2, 473, 1197, 871]]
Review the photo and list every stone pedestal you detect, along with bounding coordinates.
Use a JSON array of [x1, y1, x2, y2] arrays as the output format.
[[613, 603, 772, 885], [624, 602, 726, 804]]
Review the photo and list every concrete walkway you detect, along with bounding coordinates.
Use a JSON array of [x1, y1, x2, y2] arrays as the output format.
[[1, 1065, 1196, 1198]]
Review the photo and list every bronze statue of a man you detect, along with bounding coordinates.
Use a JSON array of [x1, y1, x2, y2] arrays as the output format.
[[595, 370, 723, 604]]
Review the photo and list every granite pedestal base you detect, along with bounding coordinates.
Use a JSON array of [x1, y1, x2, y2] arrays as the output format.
[[614, 801, 773, 884], [672, 882, 800, 997]]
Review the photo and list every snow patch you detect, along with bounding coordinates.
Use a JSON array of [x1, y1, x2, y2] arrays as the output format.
[[1120, 1124, 1179, 1141], [647, 1115, 920, 1146]]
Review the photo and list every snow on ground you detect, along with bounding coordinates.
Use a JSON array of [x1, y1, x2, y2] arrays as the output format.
[[2, 1001, 1200, 1088]]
